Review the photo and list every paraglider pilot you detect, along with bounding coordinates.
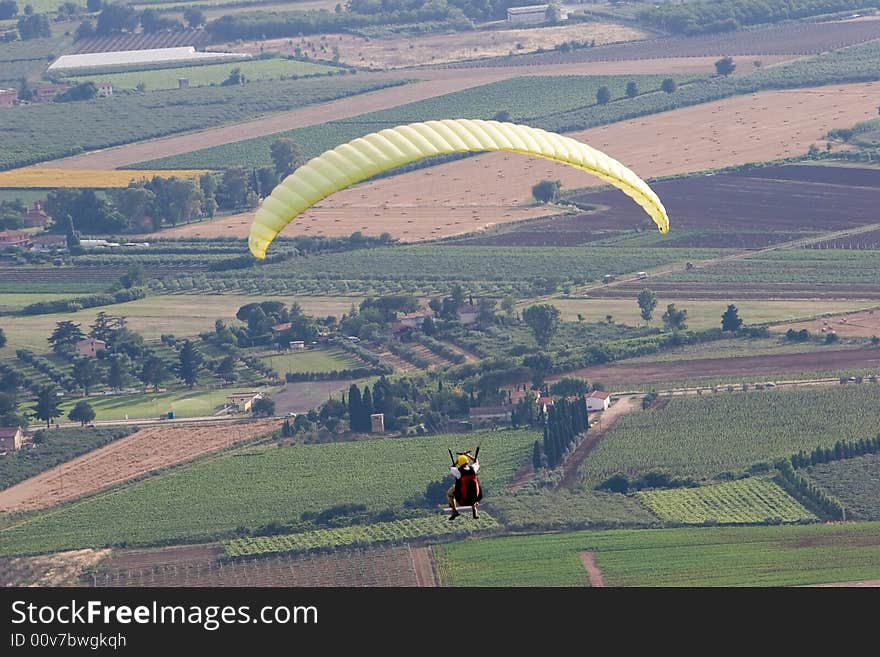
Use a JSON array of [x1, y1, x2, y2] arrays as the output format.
[[447, 450, 482, 521]]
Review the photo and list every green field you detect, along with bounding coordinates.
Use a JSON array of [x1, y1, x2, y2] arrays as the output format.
[[435, 523, 880, 586], [136, 74, 697, 170], [0, 294, 363, 353], [0, 294, 75, 315], [637, 477, 815, 524], [259, 348, 360, 374], [547, 298, 875, 331], [70, 58, 340, 91], [0, 426, 134, 491], [579, 386, 880, 487], [0, 76, 401, 170], [806, 454, 880, 521], [0, 428, 537, 555], [224, 514, 499, 557]]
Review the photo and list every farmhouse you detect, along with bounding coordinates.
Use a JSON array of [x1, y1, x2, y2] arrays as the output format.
[[0, 88, 17, 107], [457, 304, 478, 325], [23, 202, 49, 228], [507, 4, 565, 24], [469, 405, 513, 425], [33, 83, 70, 102], [94, 81, 113, 97], [271, 322, 292, 334], [0, 426, 23, 452], [586, 390, 611, 412], [76, 338, 106, 357], [289, 340, 305, 350], [227, 392, 260, 412], [0, 230, 29, 248], [537, 396, 555, 413], [399, 309, 433, 328], [30, 234, 67, 252]]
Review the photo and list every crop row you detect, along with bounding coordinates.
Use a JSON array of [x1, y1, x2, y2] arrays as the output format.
[[224, 514, 498, 558], [637, 477, 815, 524]]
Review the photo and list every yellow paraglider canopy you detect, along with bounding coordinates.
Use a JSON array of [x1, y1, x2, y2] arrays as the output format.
[[249, 119, 669, 259]]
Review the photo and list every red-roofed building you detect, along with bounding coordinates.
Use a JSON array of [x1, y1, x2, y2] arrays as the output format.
[[536, 396, 554, 413], [0, 230, 29, 248], [271, 322, 292, 333], [0, 88, 17, 108], [0, 426, 23, 452], [23, 202, 49, 228], [95, 81, 113, 97], [586, 390, 611, 412], [33, 84, 70, 103], [398, 309, 433, 328]]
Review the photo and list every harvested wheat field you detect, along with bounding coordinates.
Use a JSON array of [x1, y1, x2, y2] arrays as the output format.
[[234, 22, 649, 69], [0, 420, 279, 514], [773, 310, 880, 338], [149, 82, 879, 241], [0, 168, 209, 188]]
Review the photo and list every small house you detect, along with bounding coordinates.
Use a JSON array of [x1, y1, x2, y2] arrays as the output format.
[[75, 338, 106, 358], [271, 322, 292, 334], [0, 88, 17, 108], [0, 230, 29, 248], [457, 305, 478, 325], [23, 203, 49, 228], [95, 81, 113, 97], [468, 405, 513, 425], [398, 309, 433, 329], [0, 426, 23, 452], [586, 391, 611, 412], [506, 4, 565, 24], [370, 413, 385, 433], [227, 392, 260, 412], [30, 234, 67, 252], [33, 83, 70, 102], [289, 340, 305, 350], [536, 396, 555, 413]]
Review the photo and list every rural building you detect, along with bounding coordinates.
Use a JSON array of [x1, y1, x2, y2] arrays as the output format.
[[30, 234, 67, 252], [469, 405, 513, 425], [94, 81, 113, 97], [48, 47, 250, 75], [506, 4, 565, 24], [398, 309, 433, 328], [289, 340, 305, 350], [271, 322, 292, 334], [0, 426, 24, 452], [457, 305, 478, 325], [370, 413, 385, 433], [178, 78, 189, 89], [0, 230, 29, 248], [537, 396, 555, 413], [586, 391, 611, 412], [227, 392, 260, 412], [0, 88, 17, 107], [76, 338, 107, 357], [23, 202, 49, 228], [33, 84, 70, 102]]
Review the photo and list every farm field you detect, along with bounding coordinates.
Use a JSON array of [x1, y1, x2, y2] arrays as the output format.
[[564, 345, 880, 388], [1, 76, 400, 170], [0, 293, 74, 314], [577, 386, 880, 487], [487, 490, 658, 531], [637, 477, 815, 524], [772, 309, 880, 338], [458, 18, 880, 68], [0, 294, 363, 353], [435, 523, 880, 586], [0, 419, 280, 514], [69, 28, 210, 54], [0, 168, 208, 189], [69, 58, 341, 91], [258, 348, 361, 374], [806, 454, 880, 521], [144, 82, 880, 241], [0, 428, 536, 555], [86, 544, 430, 587], [0, 548, 110, 587], [545, 297, 872, 330], [240, 21, 650, 69], [596, 280, 880, 300]]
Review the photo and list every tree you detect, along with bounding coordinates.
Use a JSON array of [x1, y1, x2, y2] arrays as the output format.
[[596, 85, 611, 105], [637, 289, 658, 322], [270, 138, 303, 179], [86, 0, 101, 11], [175, 340, 203, 388], [72, 357, 101, 395], [715, 57, 736, 76], [348, 384, 362, 431], [32, 385, 62, 428], [222, 67, 246, 86], [522, 304, 561, 348], [0, 327, 5, 349], [75, 19, 95, 40], [107, 354, 131, 390], [48, 320, 85, 354], [183, 7, 204, 27], [252, 396, 275, 417], [96, 4, 138, 36], [549, 377, 589, 397], [721, 304, 743, 332], [216, 167, 252, 210], [68, 400, 95, 426], [544, 1, 562, 24], [532, 179, 561, 204], [662, 303, 688, 331], [625, 80, 638, 98], [661, 78, 677, 94], [492, 110, 510, 122], [139, 356, 168, 388], [254, 166, 278, 197], [120, 262, 145, 289], [17, 12, 50, 39], [90, 312, 115, 342], [0, 1, 17, 20], [421, 315, 436, 336], [216, 355, 236, 384]]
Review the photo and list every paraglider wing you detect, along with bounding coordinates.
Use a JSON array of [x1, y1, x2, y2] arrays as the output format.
[[248, 119, 669, 259]]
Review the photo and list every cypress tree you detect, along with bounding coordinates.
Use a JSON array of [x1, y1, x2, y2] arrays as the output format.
[[348, 384, 362, 431], [532, 441, 542, 471], [362, 386, 374, 430]]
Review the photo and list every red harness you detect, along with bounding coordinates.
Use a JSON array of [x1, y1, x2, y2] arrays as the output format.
[[456, 471, 481, 505]]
